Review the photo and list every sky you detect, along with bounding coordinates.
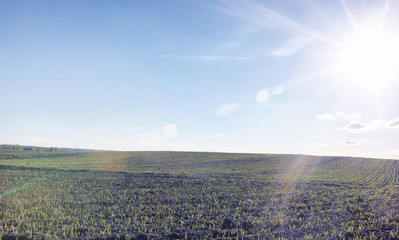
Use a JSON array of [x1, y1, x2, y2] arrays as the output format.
[[1, 0, 399, 159]]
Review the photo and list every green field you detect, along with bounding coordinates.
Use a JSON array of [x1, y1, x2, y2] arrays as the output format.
[[1, 147, 399, 239]]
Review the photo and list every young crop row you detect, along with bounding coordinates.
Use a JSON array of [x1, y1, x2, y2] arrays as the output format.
[[1, 169, 271, 239], [2, 151, 398, 185], [1, 150, 399, 239], [296, 156, 398, 185], [1, 169, 399, 239]]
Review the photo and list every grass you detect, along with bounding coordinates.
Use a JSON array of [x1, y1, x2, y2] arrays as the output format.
[[0, 148, 398, 239]]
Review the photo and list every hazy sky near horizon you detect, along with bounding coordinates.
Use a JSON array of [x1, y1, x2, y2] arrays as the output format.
[[1, 0, 399, 159]]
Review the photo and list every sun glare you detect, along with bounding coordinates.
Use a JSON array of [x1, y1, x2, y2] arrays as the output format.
[[338, 27, 399, 91]]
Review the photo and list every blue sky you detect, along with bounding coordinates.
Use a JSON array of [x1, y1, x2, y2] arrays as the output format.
[[1, 0, 399, 159]]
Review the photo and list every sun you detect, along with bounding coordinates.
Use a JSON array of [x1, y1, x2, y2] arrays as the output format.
[[338, 26, 399, 91]]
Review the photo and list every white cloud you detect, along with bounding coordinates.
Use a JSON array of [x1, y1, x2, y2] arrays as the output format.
[[341, 120, 383, 133], [256, 86, 284, 103], [271, 86, 284, 95], [218, 103, 239, 116], [164, 124, 178, 138], [316, 113, 336, 121], [256, 90, 270, 102], [345, 121, 366, 130], [328, 116, 399, 133], [386, 118, 399, 128]]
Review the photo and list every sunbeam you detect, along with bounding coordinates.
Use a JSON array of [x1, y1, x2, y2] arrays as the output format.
[[218, 0, 341, 46], [260, 156, 317, 215], [220, 0, 399, 96], [341, 0, 359, 31]]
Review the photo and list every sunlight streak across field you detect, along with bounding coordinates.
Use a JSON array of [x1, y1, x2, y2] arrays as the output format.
[[0, 178, 45, 197], [259, 155, 320, 225]]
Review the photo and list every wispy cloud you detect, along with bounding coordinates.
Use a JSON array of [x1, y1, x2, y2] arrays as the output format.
[[325, 116, 399, 133], [316, 112, 361, 121], [164, 55, 251, 61], [392, 152, 399, 158], [336, 112, 362, 121], [316, 113, 399, 133], [342, 139, 366, 145], [222, 41, 242, 47], [316, 113, 336, 121], [341, 120, 383, 133], [271, 86, 284, 95], [308, 143, 327, 147], [271, 35, 313, 56], [217, 103, 239, 116], [256, 90, 270, 102]]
